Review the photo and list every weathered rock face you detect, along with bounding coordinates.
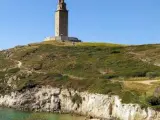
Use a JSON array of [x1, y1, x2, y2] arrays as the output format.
[[0, 86, 160, 120]]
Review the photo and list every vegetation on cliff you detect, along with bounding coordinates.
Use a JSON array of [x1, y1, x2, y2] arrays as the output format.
[[0, 41, 160, 109]]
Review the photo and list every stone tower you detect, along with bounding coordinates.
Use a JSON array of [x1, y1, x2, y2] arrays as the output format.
[[55, 0, 68, 37], [44, 0, 81, 42]]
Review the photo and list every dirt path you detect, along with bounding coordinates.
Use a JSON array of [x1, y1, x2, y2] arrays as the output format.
[[128, 80, 160, 85]]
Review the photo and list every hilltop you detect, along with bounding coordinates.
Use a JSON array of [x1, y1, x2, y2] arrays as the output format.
[[0, 41, 160, 109]]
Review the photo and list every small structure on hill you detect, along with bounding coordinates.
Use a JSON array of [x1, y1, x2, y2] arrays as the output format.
[[44, 0, 81, 42]]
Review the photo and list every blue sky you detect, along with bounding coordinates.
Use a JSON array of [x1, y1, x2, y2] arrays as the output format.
[[0, 0, 160, 49]]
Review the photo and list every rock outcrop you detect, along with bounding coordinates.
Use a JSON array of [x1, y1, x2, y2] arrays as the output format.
[[0, 86, 160, 120]]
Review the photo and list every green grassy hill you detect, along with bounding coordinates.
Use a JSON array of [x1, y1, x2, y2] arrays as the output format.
[[0, 41, 160, 109]]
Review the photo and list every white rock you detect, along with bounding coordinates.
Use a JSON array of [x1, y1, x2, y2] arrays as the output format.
[[0, 86, 160, 120]]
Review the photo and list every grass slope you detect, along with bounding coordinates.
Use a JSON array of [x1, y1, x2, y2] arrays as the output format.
[[0, 41, 160, 109]]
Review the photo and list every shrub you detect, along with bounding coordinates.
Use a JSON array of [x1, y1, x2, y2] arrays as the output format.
[[146, 72, 159, 79], [7, 68, 20, 74], [33, 63, 42, 70], [0, 71, 5, 79], [102, 74, 118, 79], [111, 49, 121, 54], [89, 81, 122, 95], [120, 91, 139, 104], [46, 73, 68, 81], [17, 80, 37, 91], [71, 93, 82, 107], [124, 71, 147, 77], [147, 96, 160, 106]]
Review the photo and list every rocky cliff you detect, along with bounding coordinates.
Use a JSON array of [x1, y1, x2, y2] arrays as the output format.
[[1, 42, 160, 120], [0, 86, 160, 120]]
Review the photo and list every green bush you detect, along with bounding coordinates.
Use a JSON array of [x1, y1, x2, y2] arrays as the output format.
[[111, 49, 121, 54], [17, 79, 37, 91], [132, 71, 147, 77], [89, 80, 122, 95], [46, 73, 69, 81], [146, 72, 159, 79], [101, 74, 118, 79], [33, 63, 42, 70], [120, 91, 139, 104], [0, 71, 5, 79], [71, 93, 82, 107], [147, 96, 160, 106], [7, 68, 20, 74]]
